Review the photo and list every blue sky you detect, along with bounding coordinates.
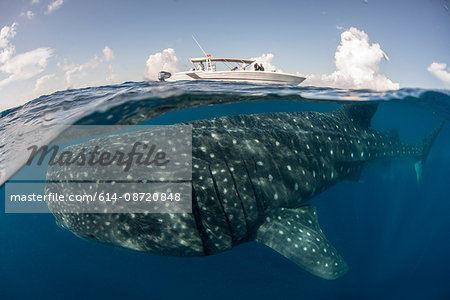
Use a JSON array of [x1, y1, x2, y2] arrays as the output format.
[[0, 0, 449, 111]]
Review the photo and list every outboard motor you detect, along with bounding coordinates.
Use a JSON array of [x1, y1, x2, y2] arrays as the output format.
[[158, 71, 172, 81]]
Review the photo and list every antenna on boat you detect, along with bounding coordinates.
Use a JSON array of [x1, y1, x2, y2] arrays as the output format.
[[192, 35, 214, 71], [192, 35, 208, 57]]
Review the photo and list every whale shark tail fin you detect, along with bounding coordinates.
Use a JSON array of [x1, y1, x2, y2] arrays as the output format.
[[337, 103, 379, 128], [253, 205, 348, 280], [415, 121, 445, 182]]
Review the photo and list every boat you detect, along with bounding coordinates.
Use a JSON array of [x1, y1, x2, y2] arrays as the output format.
[[158, 56, 306, 85], [159, 37, 305, 85]]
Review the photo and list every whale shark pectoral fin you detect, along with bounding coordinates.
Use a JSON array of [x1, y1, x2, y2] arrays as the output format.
[[253, 205, 348, 280]]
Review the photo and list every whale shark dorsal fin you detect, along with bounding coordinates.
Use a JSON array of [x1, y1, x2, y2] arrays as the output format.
[[337, 103, 379, 128], [253, 206, 348, 280]]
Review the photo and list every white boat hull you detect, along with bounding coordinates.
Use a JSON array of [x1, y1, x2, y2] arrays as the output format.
[[165, 70, 306, 85]]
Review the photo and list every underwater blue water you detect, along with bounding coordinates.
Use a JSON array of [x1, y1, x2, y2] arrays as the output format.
[[1, 81, 449, 299]]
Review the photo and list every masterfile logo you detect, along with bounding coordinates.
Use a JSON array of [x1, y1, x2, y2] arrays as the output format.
[[5, 125, 193, 213], [18, 125, 192, 182], [26, 142, 170, 172]]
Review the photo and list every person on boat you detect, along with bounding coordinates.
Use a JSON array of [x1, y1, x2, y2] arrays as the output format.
[[254, 63, 260, 71], [259, 64, 265, 71], [197, 61, 205, 71]]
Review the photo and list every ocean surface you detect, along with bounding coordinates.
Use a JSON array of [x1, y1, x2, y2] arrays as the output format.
[[1, 81, 449, 299]]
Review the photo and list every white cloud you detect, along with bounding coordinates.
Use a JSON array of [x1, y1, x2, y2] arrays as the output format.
[[47, 0, 64, 14], [251, 53, 283, 72], [0, 23, 17, 48], [0, 22, 58, 110], [0, 23, 53, 88], [305, 27, 399, 90], [20, 10, 35, 19], [145, 48, 179, 80], [60, 59, 98, 86], [102, 46, 115, 62], [32, 0, 40, 4], [106, 64, 117, 81], [0, 47, 54, 88], [59, 46, 116, 87], [427, 62, 450, 86], [35, 73, 55, 90], [0, 23, 17, 64]]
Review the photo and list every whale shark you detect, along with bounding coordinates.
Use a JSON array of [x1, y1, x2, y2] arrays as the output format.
[[45, 103, 442, 280]]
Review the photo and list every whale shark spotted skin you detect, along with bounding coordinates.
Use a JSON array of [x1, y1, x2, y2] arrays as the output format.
[[47, 104, 441, 280]]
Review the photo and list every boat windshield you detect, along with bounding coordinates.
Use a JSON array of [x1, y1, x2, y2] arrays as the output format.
[[190, 57, 256, 71]]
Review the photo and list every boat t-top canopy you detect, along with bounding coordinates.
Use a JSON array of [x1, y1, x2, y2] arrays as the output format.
[[190, 57, 256, 64]]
